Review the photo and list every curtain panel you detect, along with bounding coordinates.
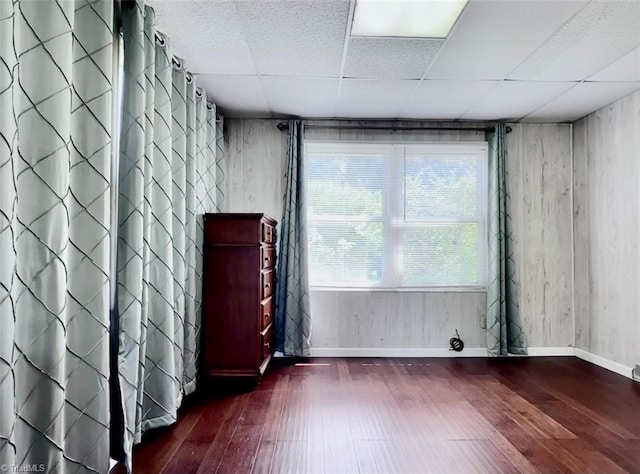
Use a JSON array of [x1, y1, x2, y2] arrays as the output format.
[[115, 2, 219, 467], [275, 121, 312, 357], [0, 0, 113, 471], [215, 116, 225, 211], [486, 124, 527, 356]]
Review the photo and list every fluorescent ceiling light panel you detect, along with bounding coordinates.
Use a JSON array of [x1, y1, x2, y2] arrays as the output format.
[[351, 0, 468, 38]]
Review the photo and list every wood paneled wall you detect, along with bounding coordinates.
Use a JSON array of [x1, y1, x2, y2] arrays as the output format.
[[573, 90, 640, 368], [507, 124, 573, 349], [221, 119, 287, 222], [310, 290, 487, 349], [222, 119, 573, 350]]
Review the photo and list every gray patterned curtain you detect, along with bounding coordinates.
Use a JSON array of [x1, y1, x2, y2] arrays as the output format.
[[0, 0, 113, 471], [115, 2, 218, 467], [275, 120, 312, 356], [215, 116, 225, 211], [486, 124, 527, 355]]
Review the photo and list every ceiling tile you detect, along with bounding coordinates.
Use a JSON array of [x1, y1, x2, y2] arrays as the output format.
[[509, 1, 640, 81], [337, 79, 418, 118], [460, 80, 575, 121], [261, 76, 339, 118], [196, 75, 270, 118], [344, 38, 443, 80], [151, 0, 640, 122], [589, 46, 640, 82], [523, 82, 640, 122], [400, 80, 499, 119], [234, 0, 349, 77], [426, 0, 589, 80], [150, 0, 256, 75]]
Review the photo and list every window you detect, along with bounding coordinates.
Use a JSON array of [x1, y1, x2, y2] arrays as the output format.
[[305, 141, 488, 289]]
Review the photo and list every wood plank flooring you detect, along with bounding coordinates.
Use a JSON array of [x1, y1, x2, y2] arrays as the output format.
[[132, 357, 640, 473]]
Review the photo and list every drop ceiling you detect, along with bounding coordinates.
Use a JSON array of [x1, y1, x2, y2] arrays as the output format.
[[150, 0, 640, 122]]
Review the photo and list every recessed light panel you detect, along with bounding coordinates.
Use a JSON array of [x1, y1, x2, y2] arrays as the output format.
[[351, 0, 468, 38]]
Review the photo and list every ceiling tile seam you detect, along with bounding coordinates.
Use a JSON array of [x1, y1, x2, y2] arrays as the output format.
[[397, 78, 596, 85], [501, 79, 581, 84], [195, 73, 260, 78], [502, 0, 594, 81], [456, 78, 583, 122], [341, 74, 436, 80], [195, 73, 343, 81], [585, 44, 640, 82], [521, 81, 640, 122], [414, 0, 470, 83], [395, 81, 420, 119], [394, 0, 470, 118], [582, 80, 640, 84], [349, 35, 450, 42], [230, 0, 274, 117], [393, 63, 443, 118], [391, 78, 467, 120], [517, 82, 583, 122], [453, 80, 505, 121], [336, 0, 358, 114], [517, 73, 640, 122], [260, 73, 342, 80]]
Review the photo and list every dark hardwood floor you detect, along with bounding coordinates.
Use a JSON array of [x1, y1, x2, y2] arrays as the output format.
[[132, 357, 640, 473]]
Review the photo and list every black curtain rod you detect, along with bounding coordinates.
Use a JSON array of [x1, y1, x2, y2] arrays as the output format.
[[276, 123, 506, 133]]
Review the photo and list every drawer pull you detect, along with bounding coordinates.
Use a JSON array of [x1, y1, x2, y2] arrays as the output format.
[[264, 342, 270, 350], [262, 224, 273, 243], [265, 282, 271, 288]]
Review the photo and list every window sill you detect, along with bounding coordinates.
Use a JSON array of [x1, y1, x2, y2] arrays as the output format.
[[309, 286, 487, 293]]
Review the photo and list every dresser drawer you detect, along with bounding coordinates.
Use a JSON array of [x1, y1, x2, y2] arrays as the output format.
[[261, 269, 274, 300], [261, 296, 273, 329], [206, 217, 261, 245], [261, 222, 275, 244], [261, 246, 276, 270], [261, 324, 273, 361]]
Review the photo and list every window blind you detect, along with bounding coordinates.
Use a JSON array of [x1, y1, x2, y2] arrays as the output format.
[[306, 142, 488, 289]]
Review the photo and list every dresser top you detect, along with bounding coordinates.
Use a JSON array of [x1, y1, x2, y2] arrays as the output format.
[[204, 213, 277, 226]]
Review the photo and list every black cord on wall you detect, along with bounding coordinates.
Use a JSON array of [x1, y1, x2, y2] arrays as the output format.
[[450, 329, 464, 352]]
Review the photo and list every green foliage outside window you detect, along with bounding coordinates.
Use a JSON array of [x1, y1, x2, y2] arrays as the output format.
[[307, 151, 484, 287]]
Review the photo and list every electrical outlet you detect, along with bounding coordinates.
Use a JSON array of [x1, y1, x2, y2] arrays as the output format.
[[480, 315, 487, 329], [633, 365, 640, 382]]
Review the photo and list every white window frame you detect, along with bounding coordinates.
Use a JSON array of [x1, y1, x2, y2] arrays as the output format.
[[305, 140, 489, 291]]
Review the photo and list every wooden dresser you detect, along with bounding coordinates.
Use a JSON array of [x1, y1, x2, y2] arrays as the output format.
[[202, 213, 277, 378]]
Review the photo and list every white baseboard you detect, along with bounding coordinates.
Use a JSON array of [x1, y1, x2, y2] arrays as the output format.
[[308, 346, 578, 358], [303, 347, 634, 380], [308, 347, 488, 357], [574, 348, 635, 380], [523, 347, 575, 356]]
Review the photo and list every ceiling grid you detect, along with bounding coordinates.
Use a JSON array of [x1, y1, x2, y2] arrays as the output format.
[[151, 0, 640, 122]]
